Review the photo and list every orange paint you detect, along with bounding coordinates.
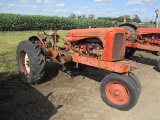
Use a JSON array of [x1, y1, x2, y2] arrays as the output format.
[[136, 28, 160, 35], [71, 54, 136, 73], [106, 81, 130, 105], [67, 27, 128, 61]]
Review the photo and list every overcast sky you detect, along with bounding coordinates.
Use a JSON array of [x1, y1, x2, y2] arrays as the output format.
[[0, 0, 160, 22]]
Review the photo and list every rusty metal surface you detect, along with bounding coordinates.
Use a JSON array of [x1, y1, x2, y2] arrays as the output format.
[[66, 27, 127, 45], [71, 54, 136, 73], [126, 41, 160, 52], [112, 33, 125, 59], [66, 28, 128, 62], [136, 28, 160, 35], [34, 28, 137, 74], [126, 27, 160, 52]]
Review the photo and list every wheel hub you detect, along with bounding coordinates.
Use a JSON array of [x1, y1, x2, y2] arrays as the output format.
[[106, 82, 130, 105], [114, 90, 121, 97]]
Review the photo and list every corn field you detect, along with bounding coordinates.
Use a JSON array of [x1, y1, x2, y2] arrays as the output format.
[[0, 13, 112, 31]]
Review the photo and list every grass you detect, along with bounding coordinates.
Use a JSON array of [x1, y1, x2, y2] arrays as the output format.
[[0, 30, 67, 78]]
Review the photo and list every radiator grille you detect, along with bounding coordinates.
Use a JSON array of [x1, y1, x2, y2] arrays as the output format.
[[112, 33, 124, 58]]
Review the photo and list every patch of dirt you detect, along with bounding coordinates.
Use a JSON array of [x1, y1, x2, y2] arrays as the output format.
[[1, 51, 160, 120]]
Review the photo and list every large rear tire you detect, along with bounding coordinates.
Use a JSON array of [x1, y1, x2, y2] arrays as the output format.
[[121, 25, 136, 58], [100, 73, 139, 111], [16, 40, 45, 85], [121, 26, 136, 42]]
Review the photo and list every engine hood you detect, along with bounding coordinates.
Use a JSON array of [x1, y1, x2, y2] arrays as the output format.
[[66, 27, 127, 45]]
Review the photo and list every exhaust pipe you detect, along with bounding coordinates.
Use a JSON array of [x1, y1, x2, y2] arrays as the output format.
[[155, 9, 159, 28]]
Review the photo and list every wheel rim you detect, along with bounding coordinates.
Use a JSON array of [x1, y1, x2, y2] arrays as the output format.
[[105, 81, 130, 105], [24, 53, 30, 74], [20, 51, 30, 77]]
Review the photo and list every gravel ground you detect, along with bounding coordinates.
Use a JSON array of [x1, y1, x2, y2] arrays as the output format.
[[0, 51, 160, 120]]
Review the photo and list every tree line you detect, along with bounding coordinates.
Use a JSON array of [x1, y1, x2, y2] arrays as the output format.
[[69, 14, 141, 23], [98, 14, 141, 23], [69, 14, 95, 19]]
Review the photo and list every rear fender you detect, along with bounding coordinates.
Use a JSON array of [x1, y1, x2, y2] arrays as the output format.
[[119, 23, 137, 40], [29, 36, 46, 49], [119, 23, 137, 30]]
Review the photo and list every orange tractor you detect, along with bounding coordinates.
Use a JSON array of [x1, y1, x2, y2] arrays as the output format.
[[17, 27, 141, 111], [119, 9, 160, 70]]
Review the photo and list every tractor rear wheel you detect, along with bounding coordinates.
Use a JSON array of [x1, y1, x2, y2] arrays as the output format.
[[17, 40, 45, 85], [100, 73, 139, 111], [121, 25, 136, 58], [121, 26, 136, 42]]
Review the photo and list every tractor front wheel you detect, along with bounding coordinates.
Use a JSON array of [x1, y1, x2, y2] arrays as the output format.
[[156, 60, 160, 72], [125, 47, 136, 58], [17, 40, 45, 85], [128, 72, 141, 95], [100, 73, 139, 111]]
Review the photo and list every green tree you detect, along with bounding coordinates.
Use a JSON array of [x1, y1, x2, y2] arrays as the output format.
[[124, 15, 131, 22], [82, 14, 86, 19], [77, 15, 82, 19], [97, 17, 113, 21], [69, 14, 76, 19], [133, 14, 141, 23], [112, 17, 117, 21], [106, 17, 113, 21], [88, 14, 95, 19], [117, 16, 124, 22]]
